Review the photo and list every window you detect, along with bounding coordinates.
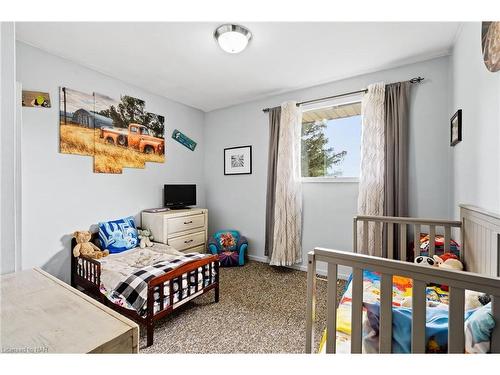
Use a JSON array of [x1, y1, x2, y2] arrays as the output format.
[[301, 97, 362, 181]]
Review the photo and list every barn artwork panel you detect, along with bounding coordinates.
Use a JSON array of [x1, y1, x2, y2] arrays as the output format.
[[59, 87, 96, 156], [59, 87, 166, 174]]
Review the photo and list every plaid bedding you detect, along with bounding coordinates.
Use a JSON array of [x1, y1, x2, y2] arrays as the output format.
[[113, 253, 210, 312]]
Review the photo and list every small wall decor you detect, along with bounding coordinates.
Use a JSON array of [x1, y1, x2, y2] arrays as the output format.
[[22, 90, 51, 108], [450, 109, 462, 146], [59, 87, 165, 174], [224, 145, 252, 175], [172, 129, 197, 151], [482, 22, 500, 72]]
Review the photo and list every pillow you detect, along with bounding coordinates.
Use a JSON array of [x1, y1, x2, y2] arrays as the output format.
[[98, 216, 138, 254]]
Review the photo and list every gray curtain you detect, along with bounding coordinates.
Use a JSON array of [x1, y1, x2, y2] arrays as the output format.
[[384, 82, 410, 258], [264, 107, 281, 257]]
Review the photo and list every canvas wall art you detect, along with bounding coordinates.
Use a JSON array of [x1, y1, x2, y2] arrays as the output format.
[[482, 21, 500, 72], [59, 87, 96, 156], [22, 90, 51, 108], [59, 87, 166, 174]]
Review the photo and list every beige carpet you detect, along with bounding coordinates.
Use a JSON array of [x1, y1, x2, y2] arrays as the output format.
[[139, 260, 346, 353]]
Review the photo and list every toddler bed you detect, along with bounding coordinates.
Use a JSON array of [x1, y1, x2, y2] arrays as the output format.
[[71, 233, 219, 347], [306, 204, 500, 354]]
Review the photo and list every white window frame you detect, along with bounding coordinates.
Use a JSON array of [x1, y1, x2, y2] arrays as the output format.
[[300, 93, 363, 183]]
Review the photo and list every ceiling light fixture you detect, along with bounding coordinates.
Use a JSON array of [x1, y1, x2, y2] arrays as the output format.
[[214, 24, 252, 54]]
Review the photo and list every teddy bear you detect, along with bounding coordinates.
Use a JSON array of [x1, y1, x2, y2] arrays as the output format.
[[73, 230, 109, 259], [138, 228, 154, 249]]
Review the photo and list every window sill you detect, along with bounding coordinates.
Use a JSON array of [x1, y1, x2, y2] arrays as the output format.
[[301, 177, 359, 183]]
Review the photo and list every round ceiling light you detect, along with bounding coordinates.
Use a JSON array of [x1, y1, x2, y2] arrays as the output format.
[[214, 24, 252, 54]]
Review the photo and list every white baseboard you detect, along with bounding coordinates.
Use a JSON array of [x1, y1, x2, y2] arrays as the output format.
[[247, 254, 349, 280]]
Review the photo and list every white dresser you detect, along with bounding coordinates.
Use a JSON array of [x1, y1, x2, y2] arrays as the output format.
[[141, 208, 208, 253]]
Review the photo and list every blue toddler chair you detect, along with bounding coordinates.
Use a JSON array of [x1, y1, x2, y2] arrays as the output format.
[[208, 230, 247, 267]]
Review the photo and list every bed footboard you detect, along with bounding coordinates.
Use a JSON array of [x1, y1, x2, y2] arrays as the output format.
[[306, 248, 500, 354], [144, 255, 219, 346]]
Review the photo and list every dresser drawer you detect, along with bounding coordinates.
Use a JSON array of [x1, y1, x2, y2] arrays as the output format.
[[166, 214, 205, 235], [181, 244, 206, 254], [168, 231, 206, 251]]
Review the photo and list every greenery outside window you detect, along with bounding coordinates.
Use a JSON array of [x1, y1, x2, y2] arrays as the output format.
[[301, 97, 362, 181]]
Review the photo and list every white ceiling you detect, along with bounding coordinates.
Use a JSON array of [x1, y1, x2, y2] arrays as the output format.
[[16, 22, 460, 112]]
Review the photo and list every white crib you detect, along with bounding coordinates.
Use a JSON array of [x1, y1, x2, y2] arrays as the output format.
[[305, 204, 500, 354]]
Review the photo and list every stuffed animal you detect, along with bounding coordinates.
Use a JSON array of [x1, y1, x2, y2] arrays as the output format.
[[414, 255, 437, 267], [465, 290, 492, 310], [433, 254, 464, 270], [138, 228, 154, 249], [438, 253, 458, 262], [73, 231, 109, 259]]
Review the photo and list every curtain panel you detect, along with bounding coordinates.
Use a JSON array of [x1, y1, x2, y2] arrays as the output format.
[[269, 102, 303, 266], [357, 83, 386, 255], [264, 107, 281, 257], [384, 82, 410, 259], [384, 82, 410, 218]]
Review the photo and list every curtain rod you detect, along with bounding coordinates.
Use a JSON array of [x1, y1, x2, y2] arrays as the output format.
[[262, 76, 424, 113]]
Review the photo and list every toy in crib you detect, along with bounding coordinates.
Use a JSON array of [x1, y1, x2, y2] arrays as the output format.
[[414, 253, 464, 271], [433, 253, 463, 270], [414, 255, 437, 267]]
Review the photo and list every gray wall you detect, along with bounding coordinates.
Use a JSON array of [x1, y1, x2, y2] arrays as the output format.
[[204, 56, 452, 274], [16, 42, 206, 283], [1, 22, 18, 274], [450, 23, 500, 217]]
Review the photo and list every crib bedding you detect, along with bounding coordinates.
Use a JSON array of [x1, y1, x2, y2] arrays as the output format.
[[80, 244, 215, 316], [320, 270, 495, 353]]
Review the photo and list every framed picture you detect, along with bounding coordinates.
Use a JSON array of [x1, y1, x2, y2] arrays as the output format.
[[224, 145, 252, 175], [450, 109, 462, 146]]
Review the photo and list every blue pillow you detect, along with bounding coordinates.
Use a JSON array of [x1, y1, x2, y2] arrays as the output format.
[[98, 216, 138, 254]]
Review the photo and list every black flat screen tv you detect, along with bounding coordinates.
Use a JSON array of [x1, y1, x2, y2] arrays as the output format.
[[164, 184, 196, 209]]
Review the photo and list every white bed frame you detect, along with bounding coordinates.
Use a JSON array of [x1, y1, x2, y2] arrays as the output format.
[[306, 204, 500, 354]]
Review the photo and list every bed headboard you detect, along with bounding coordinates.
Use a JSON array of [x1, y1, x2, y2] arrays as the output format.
[[460, 204, 500, 278]]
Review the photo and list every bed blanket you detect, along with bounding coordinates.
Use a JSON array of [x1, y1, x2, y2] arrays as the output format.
[[113, 252, 209, 312], [91, 244, 213, 314]]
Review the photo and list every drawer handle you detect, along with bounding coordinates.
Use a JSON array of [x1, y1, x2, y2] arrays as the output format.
[[184, 239, 194, 244], [184, 221, 193, 224]]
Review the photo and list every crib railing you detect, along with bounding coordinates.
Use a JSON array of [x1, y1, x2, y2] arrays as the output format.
[[353, 215, 463, 261], [306, 248, 500, 354]]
